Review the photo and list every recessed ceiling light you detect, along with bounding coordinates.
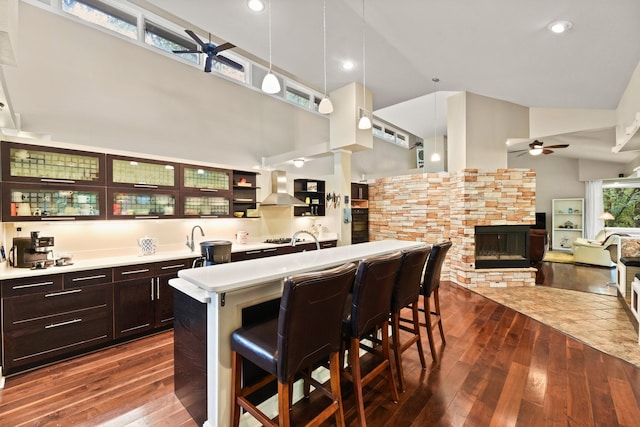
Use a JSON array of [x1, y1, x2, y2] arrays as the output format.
[[342, 60, 354, 71], [548, 20, 573, 34], [247, 0, 265, 12]]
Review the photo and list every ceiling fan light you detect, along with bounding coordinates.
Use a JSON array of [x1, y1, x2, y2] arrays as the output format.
[[318, 96, 334, 114], [530, 147, 544, 156], [358, 115, 372, 130], [247, 0, 265, 12], [261, 72, 281, 94]]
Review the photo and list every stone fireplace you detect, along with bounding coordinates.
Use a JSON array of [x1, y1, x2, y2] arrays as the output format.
[[368, 168, 537, 288], [474, 225, 530, 269]]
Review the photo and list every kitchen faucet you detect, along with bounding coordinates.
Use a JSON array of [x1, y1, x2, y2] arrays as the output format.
[[187, 225, 205, 252], [291, 230, 320, 250]]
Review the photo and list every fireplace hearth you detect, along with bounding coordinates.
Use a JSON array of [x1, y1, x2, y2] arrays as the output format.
[[475, 225, 530, 269]]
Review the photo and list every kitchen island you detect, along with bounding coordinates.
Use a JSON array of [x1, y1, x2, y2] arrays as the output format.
[[169, 239, 425, 427]]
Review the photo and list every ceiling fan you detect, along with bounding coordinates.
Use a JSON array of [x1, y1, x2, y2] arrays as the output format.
[[512, 140, 569, 156], [172, 30, 243, 73]]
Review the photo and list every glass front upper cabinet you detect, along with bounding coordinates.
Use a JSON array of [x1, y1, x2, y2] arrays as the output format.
[[107, 189, 178, 220], [107, 155, 178, 189], [180, 164, 231, 194], [1, 141, 106, 185], [2, 183, 105, 221]]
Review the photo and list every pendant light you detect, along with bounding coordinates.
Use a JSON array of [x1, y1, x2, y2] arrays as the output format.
[[357, 0, 371, 130], [317, 0, 333, 114], [261, 0, 281, 94], [430, 77, 441, 162]]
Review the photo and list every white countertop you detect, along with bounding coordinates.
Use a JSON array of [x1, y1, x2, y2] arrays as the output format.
[[0, 237, 338, 280], [175, 240, 425, 294]]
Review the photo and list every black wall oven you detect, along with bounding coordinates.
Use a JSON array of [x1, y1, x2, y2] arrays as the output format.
[[351, 208, 369, 244]]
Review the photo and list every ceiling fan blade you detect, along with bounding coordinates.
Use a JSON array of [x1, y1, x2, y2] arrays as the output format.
[[543, 144, 569, 149], [517, 151, 529, 157], [172, 49, 201, 54], [185, 30, 208, 51], [214, 42, 235, 54], [204, 55, 213, 73], [542, 149, 555, 155], [510, 149, 529, 154], [214, 54, 244, 71]]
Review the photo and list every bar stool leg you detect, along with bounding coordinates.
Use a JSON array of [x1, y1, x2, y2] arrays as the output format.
[[434, 288, 446, 344], [412, 302, 427, 369], [349, 337, 367, 427], [329, 352, 346, 427], [423, 293, 438, 363], [277, 382, 291, 426], [381, 321, 400, 404], [391, 312, 405, 392]]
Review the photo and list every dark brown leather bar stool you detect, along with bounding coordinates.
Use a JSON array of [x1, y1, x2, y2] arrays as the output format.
[[419, 241, 452, 363], [391, 245, 432, 392], [230, 262, 357, 427], [341, 251, 403, 427]]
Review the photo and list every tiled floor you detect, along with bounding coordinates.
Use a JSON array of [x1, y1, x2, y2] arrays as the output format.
[[473, 285, 640, 367]]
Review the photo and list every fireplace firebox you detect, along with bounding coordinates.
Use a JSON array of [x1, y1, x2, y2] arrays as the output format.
[[475, 225, 530, 269]]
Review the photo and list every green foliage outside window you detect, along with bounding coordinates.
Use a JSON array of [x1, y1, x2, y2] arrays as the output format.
[[603, 187, 640, 227]]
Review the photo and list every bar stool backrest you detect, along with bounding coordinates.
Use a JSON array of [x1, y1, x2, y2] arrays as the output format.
[[422, 241, 452, 297], [278, 262, 357, 383], [391, 245, 432, 313], [348, 252, 403, 338]]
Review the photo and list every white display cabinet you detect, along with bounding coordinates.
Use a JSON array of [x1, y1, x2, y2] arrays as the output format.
[[551, 198, 584, 251]]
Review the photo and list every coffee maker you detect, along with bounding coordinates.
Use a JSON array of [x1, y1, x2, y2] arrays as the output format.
[[192, 240, 232, 268], [10, 231, 55, 269]]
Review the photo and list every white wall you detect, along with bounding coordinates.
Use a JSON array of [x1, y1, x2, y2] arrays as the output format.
[[530, 108, 616, 137]]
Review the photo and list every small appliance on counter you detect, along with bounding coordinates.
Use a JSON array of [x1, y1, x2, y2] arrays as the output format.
[[192, 240, 232, 268], [9, 231, 55, 269], [138, 236, 158, 256]]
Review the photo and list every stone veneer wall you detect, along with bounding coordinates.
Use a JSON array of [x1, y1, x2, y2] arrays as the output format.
[[369, 168, 537, 288]]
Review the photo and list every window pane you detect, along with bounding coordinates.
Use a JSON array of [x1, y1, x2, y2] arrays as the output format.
[[144, 21, 199, 64], [603, 187, 640, 227], [211, 60, 246, 83], [62, 0, 137, 39], [286, 86, 311, 108]]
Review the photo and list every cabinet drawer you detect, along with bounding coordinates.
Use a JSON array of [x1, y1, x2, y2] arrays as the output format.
[[3, 306, 112, 374], [113, 264, 155, 281], [64, 268, 113, 288], [3, 284, 112, 327], [1, 274, 63, 298], [156, 259, 192, 274]]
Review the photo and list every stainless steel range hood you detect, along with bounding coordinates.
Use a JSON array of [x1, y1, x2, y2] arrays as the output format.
[[261, 170, 308, 207]]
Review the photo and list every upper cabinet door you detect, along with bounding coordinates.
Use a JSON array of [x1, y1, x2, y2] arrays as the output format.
[[2, 141, 106, 186], [180, 164, 231, 194], [107, 155, 178, 190]]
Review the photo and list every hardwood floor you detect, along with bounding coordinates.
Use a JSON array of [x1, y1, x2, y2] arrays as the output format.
[[2, 274, 640, 426]]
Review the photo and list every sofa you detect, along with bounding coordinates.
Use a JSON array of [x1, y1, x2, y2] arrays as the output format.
[[572, 231, 625, 268]]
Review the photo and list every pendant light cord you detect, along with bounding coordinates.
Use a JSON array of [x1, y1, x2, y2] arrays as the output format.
[[432, 77, 440, 161], [268, 0, 273, 71], [361, 0, 366, 108], [323, 0, 327, 96]]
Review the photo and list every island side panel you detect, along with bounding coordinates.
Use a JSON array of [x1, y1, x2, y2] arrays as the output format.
[[173, 288, 208, 426]]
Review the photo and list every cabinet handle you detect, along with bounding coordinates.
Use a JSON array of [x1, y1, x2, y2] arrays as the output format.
[[160, 264, 186, 270], [156, 280, 160, 300], [45, 318, 82, 329], [135, 216, 160, 219], [121, 268, 150, 275], [72, 274, 107, 282], [263, 248, 277, 253], [13, 281, 54, 290], [133, 184, 158, 189], [151, 278, 155, 301], [199, 188, 219, 192], [41, 178, 76, 184], [45, 289, 82, 297], [41, 217, 77, 221], [246, 250, 262, 255], [199, 215, 219, 218]]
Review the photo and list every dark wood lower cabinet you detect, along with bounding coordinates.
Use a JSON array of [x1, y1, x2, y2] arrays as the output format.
[[2, 283, 113, 375], [1, 257, 193, 375]]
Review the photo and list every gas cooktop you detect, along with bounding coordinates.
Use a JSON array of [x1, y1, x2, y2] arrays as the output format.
[[263, 238, 303, 245]]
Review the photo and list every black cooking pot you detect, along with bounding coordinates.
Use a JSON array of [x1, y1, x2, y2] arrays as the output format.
[[192, 240, 232, 268]]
